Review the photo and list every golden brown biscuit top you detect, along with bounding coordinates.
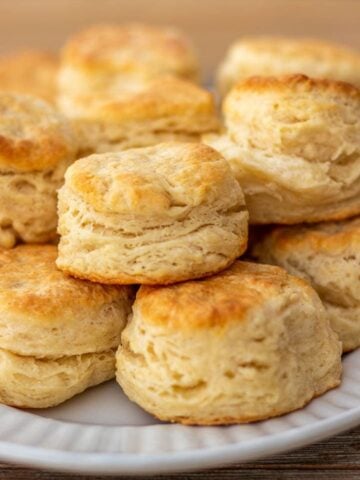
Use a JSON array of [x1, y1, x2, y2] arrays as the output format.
[[61, 23, 198, 80], [0, 93, 77, 172], [66, 76, 219, 129], [255, 217, 360, 256], [0, 50, 58, 104], [229, 74, 360, 99], [136, 261, 310, 330], [65, 142, 243, 215], [0, 245, 132, 321], [228, 37, 360, 65]]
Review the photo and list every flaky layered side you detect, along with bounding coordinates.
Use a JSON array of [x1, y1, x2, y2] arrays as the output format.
[[252, 217, 360, 352], [0, 349, 115, 409], [217, 37, 360, 96], [0, 162, 68, 248], [56, 143, 248, 284], [0, 93, 77, 247], [58, 77, 219, 155], [0, 245, 134, 408], [204, 75, 360, 224], [116, 262, 341, 425]]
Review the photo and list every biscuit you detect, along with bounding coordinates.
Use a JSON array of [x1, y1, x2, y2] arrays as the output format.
[[58, 76, 219, 155], [0, 348, 115, 409], [116, 261, 341, 425], [217, 37, 360, 96], [0, 245, 133, 408], [56, 142, 248, 284], [252, 217, 360, 352], [0, 50, 58, 104], [58, 23, 199, 101], [0, 93, 77, 248], [203, 75, 360, 224]]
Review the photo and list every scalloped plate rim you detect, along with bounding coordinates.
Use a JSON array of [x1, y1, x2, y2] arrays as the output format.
[[0, 400, 359, 474]]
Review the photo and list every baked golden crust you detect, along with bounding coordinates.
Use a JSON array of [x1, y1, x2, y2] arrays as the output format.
[[58, 77, 219, 154], [61, 23, 199, 81], [62, 76, 218, 127], [230, 73, 360, 98], [0, 244, 134, 357], [0, 94, 77, 172], [136, 261, 312, 329], [254, 216, 360, 255], [217, 37, 360, 96], [66, 143, 238, 215], [0, 50, 58, 103], [0, 245, 130, 319], [0, 243, 133, 407]]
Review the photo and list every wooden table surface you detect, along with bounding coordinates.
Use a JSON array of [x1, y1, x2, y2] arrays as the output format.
[[0, 426, 359, 479], [0, 1, 359, 478]]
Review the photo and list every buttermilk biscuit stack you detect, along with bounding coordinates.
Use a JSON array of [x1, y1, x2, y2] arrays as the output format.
[[204, 36, 360, 354], [1, 27, 358, 424], [55, 138, 341, 423], [0, 245, 133, 408]]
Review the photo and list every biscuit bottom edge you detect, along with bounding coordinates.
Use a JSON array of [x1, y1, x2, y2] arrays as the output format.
[[56, 256, 244, 286], [115, 367, 341, 426], [0, 347, 115, 409], [154, 377, 342, 426]]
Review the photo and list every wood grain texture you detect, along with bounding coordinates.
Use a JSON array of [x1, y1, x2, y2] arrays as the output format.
[[0, 426, 359, 479]]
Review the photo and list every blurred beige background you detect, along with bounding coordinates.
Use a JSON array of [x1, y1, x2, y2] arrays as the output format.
[[0, 0, 359, 81]]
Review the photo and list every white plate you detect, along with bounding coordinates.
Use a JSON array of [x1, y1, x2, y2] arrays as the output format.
[[0, 349, 359, 475]]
